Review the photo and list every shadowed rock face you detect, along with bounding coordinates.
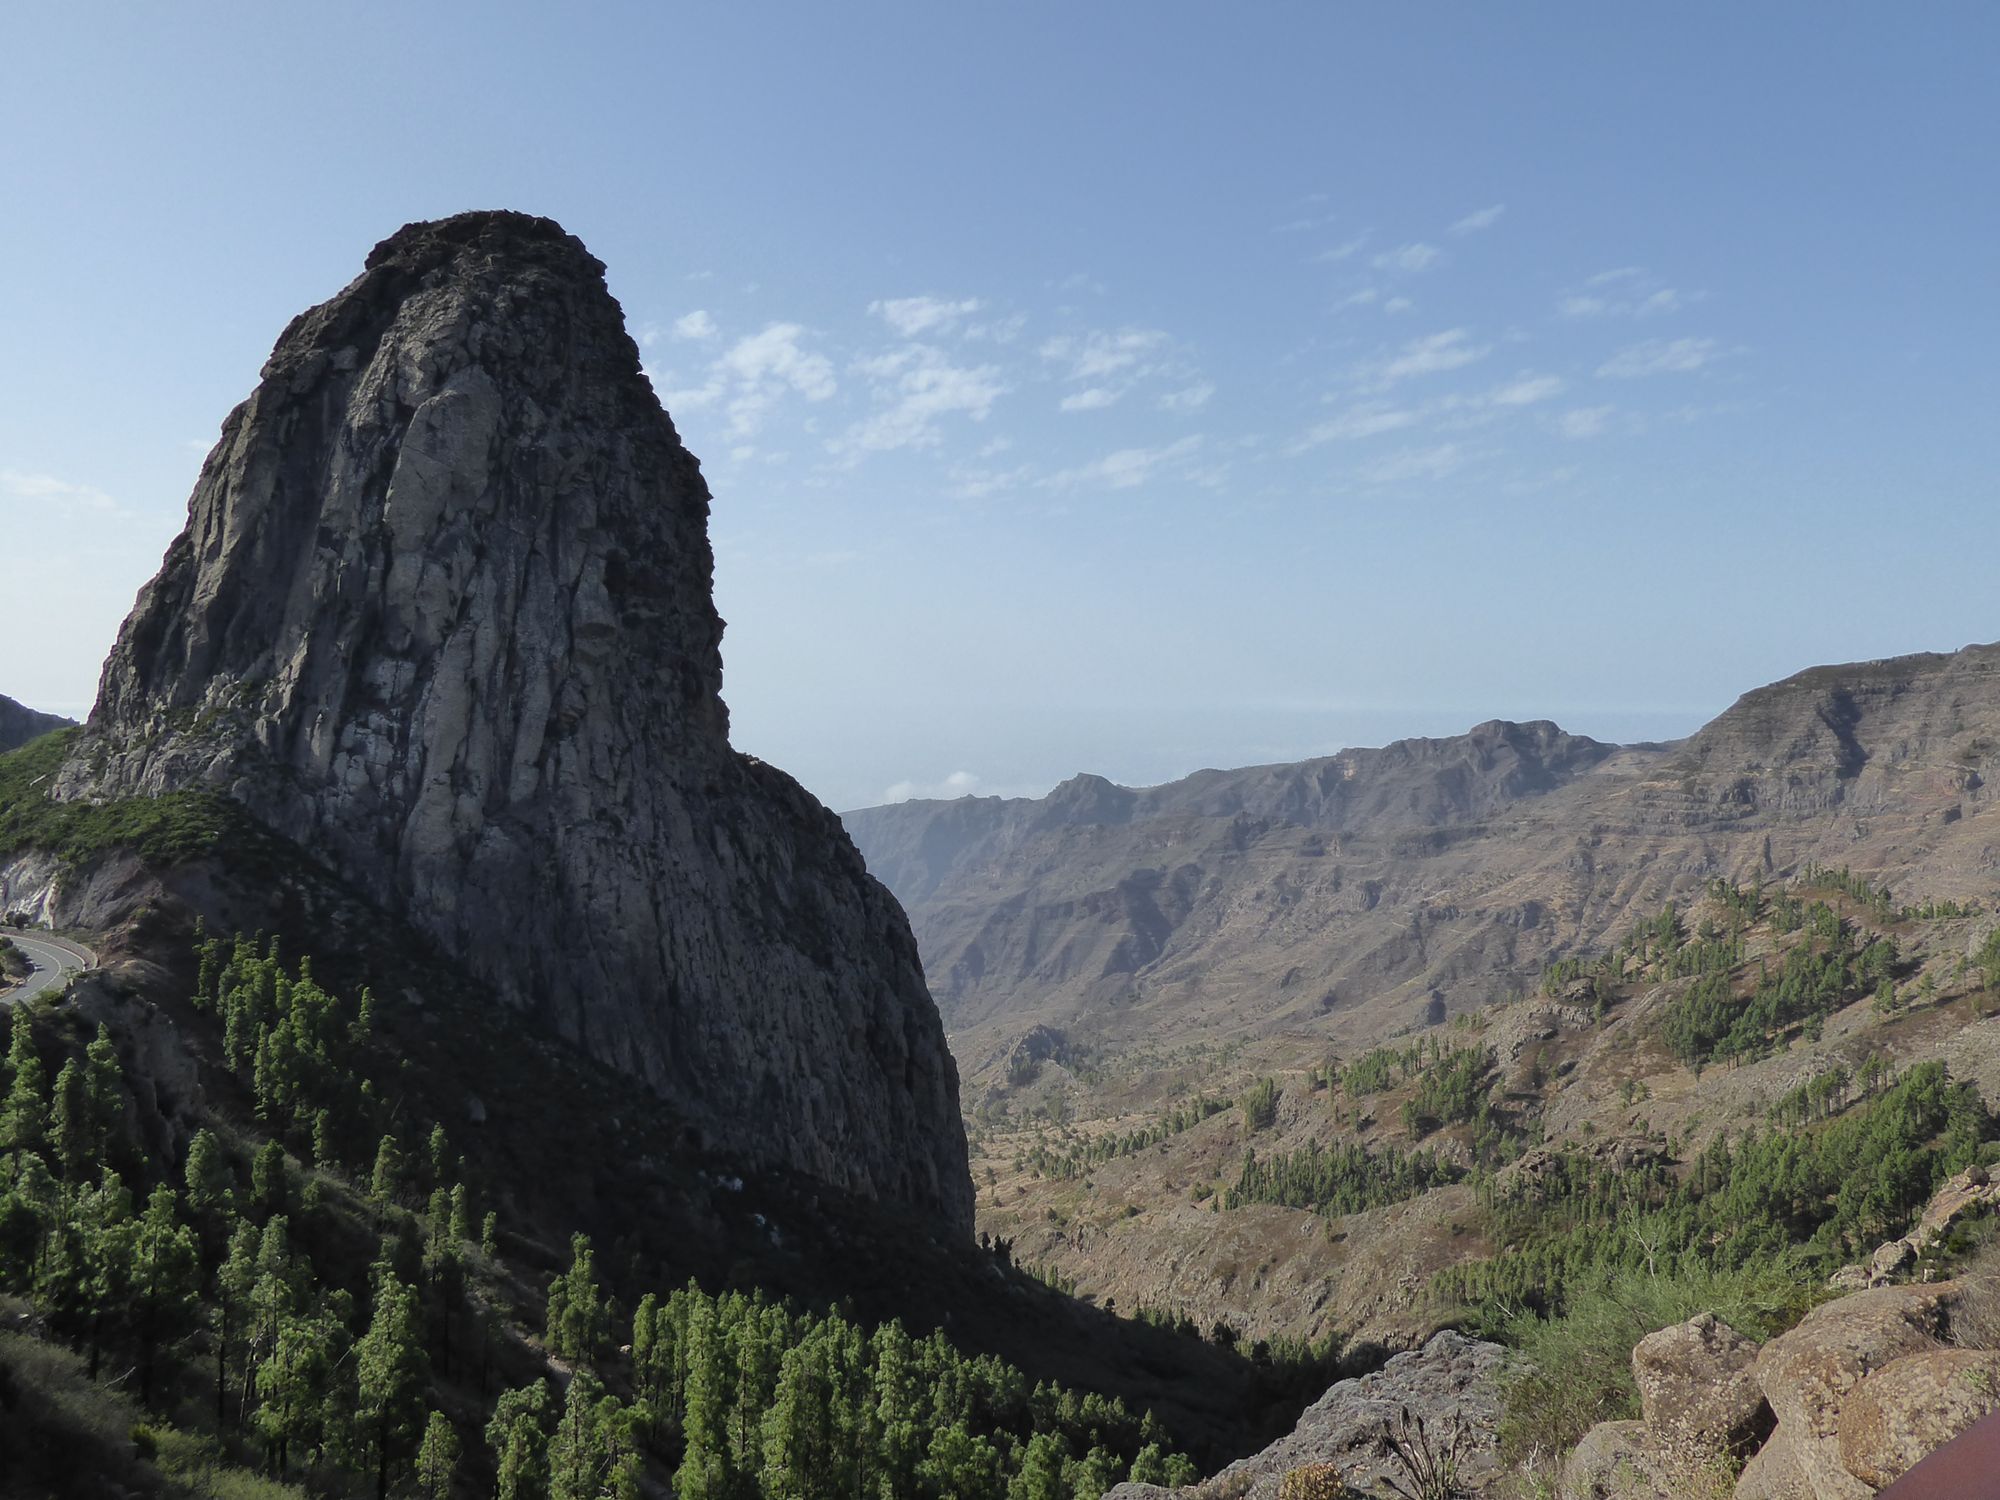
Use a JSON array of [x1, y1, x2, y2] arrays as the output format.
[[57, 211, 972, 1233]]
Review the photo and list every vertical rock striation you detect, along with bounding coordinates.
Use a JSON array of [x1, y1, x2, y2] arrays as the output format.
[[58, 211, 972, 1232]]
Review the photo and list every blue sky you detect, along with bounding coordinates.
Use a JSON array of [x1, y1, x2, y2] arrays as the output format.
[[3, 4, 1995, 810]]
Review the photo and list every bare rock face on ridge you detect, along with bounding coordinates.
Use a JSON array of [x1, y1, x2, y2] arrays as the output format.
[[56, 211, 972, 1233]]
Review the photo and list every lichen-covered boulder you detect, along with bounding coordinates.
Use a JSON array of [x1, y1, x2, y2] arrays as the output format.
[[1633, 1311, 1769, 1453], [1835, 1347, 2000, 1489], [1740, 1282, 1959, 1500]]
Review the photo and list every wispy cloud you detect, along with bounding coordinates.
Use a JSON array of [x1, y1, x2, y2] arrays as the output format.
[[1597, 336, 1722, 379], [1371, 242, 1443, 274], [672, 309, 717, 340], [665, 322, 838, 437], [1315, 234, 1370, 264], [1369, 328, 1492, 387], [1450, 204, 1506, 235], [869, 295, 984, 338], [1290, 402, 1420, 453], [1059, 387, 1120, 413], [838, 344, 1006, 454], [1560, 267, 1697, 319], [0, 469, 124, 516], [1158, 382, 1215, 413], [1356, 443, 1465, 485], [1045, 435, 1203, 491], [1486, 372, 1565, 407], [1040, 328, 1169, 381], [1554, 406, 1614, 439]]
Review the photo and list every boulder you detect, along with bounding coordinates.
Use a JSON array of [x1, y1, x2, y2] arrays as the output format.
[[1632, 1311, 1769, 1452], [1835, 1347, 2000, 1489], [1561, 1420, 1673, 1500], [1868, 1238, 1918, 1287], [1743, 1281, 1959, 1500]]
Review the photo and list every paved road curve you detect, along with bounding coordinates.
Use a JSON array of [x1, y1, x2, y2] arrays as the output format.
[[0, 930, 93, 1006]]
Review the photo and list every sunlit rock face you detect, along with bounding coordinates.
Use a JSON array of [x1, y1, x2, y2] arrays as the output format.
[[61, 211, 972, 1234]]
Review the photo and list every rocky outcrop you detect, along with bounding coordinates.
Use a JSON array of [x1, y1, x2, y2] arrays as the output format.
[[1742, 1283, 1959, 1499], [0, 695, 71, 753], [1568, 1268, 2000, 1498], [52, 211, 971, 1232], [1106, 1331, 1508, 1499]]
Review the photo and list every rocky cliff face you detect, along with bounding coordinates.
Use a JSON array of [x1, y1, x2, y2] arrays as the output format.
[[0, 694, 72, 753], [55, 211, 972, 1233]]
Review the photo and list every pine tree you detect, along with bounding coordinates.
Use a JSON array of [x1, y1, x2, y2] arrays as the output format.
[[481, 1209, 500, 1257], [371, 1135, 402, 1203], [50, 1059, 92, 1179], [184, 1126, 234, 1223], [81, 1024, 122, 1153], [216, 1216, 260, 1425], [0, 1008, 47, 1158], [251, 1139, 288, 1215], [547, 1232, 604, 1364], [449, 1182, 472, 1243], [128, 1183, 201, 1403], [416, 1410, 460, 1500], [676, 1297, 731, 1500], [488, 1380, 557, 1500], [356, 1273, 430, 1499]]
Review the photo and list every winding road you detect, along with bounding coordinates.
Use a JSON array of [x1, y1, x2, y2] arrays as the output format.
[[0, 930, 93, 1006]]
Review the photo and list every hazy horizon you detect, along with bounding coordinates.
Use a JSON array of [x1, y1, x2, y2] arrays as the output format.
[[6, 4, 1995, 811]]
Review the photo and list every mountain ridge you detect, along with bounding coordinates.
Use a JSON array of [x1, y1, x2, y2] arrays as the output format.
[[845, 640, 2000, 1084]]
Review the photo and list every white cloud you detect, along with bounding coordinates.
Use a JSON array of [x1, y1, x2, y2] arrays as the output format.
[[1596, 337, 1721, 379], [1554, 406, 1614, 439], [1356, 443, 1465, 485], [838, 344, 1006, 454], [1372, 328, 1492, 386], [673, 309, 718, 340], [1315, 234, 1370, 264], [1450, 204, 1506, 235], [1560, 268, 1698, 320], [0, 470, 123, 516], [1486, 372, 1565, 407], [664, 322, 837, 436], [1383, 296, 1414, 314], [1158, 382, 1215, 412], [1059, 386, 1120, 412], [1040, 328, 1169, 381], [1045, 435, 1203, 492], [947, 462, 1034, 501], [1371, 242, 1443, 274], [1291, 402, 1420, 453], [869, 295, 984, 338]]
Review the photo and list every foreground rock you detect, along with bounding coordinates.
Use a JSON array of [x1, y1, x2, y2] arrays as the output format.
[[1107, 1331, 1507, 1498], [1567, 1266, 2000, 1498], [51, 211, 972, 1231]]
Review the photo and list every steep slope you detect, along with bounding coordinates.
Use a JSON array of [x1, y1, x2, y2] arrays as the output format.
[[0, 693, 71, 752], [846, 646, 2000, 1089], [51, 210, 971, 1231]]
